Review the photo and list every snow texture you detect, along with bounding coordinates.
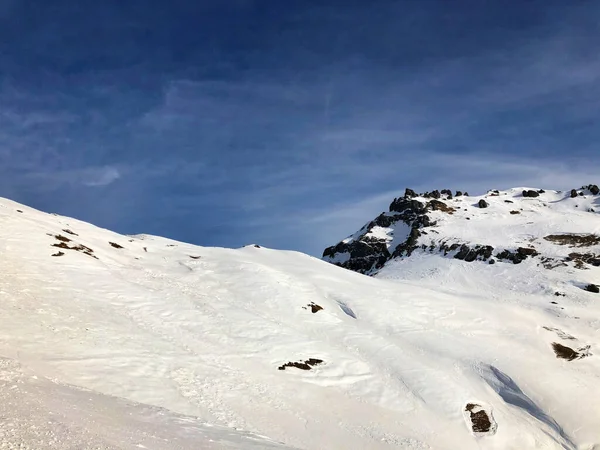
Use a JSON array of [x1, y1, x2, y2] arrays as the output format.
[[1, 190, 599, 449]]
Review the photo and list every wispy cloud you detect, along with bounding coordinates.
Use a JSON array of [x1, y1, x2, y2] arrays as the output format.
[[0, 1, 599, 255]]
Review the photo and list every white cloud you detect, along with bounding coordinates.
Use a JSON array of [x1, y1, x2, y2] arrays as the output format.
[[82, 166, 122, 187]]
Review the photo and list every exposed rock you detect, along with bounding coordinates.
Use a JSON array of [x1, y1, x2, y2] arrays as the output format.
[[552, 343, 584, 361], [566, 252, 600, 269], [584, 284, 599, 293], [389, 198, 426, 214], [454, 244, 494, 262], [323, 239, 390, 273], [278, 358, 323, 371], [517, 247, 539, 257], [464, 403, 492, 433], [570, 189, 579, 198], [495, 247, 538, 264], [590, 185, 600, 195], [404, 188, 417, 198], [304, 302, 323, 313], [522, 190, 540, 198], [478, 199, 489, 208], [428, 200, 455, 214], [510, 210, 520, 215], [544, 234, 600, 247], [455, 191, 463, 196]]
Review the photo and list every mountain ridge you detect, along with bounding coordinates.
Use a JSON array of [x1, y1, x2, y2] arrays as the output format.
[[323, 184, 600, 275]]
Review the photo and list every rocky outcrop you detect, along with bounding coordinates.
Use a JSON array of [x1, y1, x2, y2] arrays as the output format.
[[454, 244, 494, 262], [495, 247, 539, 264], [584, 284, 599, 294], [323, 189, 459, 273], [323, 184, 600, 275], [522, 190, 540, 198]]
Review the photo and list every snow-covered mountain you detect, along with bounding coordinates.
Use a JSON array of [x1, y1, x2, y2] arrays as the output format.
[[323, 185, 600, 275], [1, 188, 599, 449]]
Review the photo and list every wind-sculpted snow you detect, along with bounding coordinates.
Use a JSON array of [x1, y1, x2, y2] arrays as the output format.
[[0, 194, 599, 449]]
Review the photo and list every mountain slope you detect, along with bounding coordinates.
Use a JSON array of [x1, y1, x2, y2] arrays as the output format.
[[323, 185, 600, 274], [1, 195, 599, 449]]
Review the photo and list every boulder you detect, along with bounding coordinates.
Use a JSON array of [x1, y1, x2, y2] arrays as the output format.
[[478, 199, 489, 208], [584, 284, 599, 294], [517, 247, 539, 257], [570, 189, 578, 198], [404, 188, 417, 198], [590, 185, 599, 195], [522, 190, 539, 198]]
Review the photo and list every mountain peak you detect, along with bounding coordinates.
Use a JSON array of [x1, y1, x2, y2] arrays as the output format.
[[323, 184, 600, 274]]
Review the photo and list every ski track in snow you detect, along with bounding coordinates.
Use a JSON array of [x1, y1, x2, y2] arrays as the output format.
[[0, 190, 599, 449]]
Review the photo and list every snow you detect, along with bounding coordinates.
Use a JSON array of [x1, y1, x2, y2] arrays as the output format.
[[0, 192, 599, 449]]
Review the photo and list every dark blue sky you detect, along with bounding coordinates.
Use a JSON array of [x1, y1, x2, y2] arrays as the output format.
[[1, 0, 599, 255]]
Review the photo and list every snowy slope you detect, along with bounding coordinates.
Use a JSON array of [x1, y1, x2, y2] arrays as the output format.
[[1, 194, 600, 449]]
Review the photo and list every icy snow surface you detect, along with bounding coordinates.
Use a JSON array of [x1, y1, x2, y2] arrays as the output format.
[[0, 192, 599, 449]]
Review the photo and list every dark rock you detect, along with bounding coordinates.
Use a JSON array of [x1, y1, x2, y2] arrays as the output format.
[[538, 189, 545, 193], [428, 200, 455, 214], [454, 244, 494, 262], [109, 242, 124, 249], [544, 234, 600, 247], [554, 292, 566, 297], [522, 190, 540, 198], [478, 199, 489, 208], [590, 185, 599, 195], [278, 358, 324, 371], [551, 343, 581, 361], [389, 198, 426, 214], [496, 249, 529, 264], [464, 192, 469, 196], [517, 247, 539, 257], [455, 191, 463, 196], [441, 189, 452, 196], [373, 212, 396, 228], [306, 302, 323, 313], [584, 284, 600, 293], [570, 189, 578, 198], [510, 210, 520, 215], [489, 259, 495, 264], [404, 188, 417, 198], [504, 200, 513, 203], [464, 403, 492, 433]]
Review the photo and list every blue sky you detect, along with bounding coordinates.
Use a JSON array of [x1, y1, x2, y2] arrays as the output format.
[[1, 0, 599, 255]]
